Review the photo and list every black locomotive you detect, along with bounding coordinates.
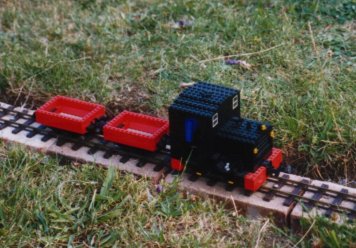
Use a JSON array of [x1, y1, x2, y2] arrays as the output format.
[[169, 82, 282, 190]]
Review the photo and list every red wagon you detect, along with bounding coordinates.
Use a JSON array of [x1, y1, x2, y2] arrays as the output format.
[[35, 96, 105, 134], [103, 111, 169, 152]]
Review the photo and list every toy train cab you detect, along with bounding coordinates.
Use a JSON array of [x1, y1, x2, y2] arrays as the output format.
[[169, 82, 240, 171], [35, 81, 283, 192]]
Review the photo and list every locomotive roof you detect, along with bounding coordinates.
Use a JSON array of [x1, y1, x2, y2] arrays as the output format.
[[169, 82, 239, 118]]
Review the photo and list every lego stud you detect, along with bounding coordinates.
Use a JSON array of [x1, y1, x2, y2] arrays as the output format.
[[253, 148, 259, 155], [270, 130, 275, 138], [260, 124, 267, 131]]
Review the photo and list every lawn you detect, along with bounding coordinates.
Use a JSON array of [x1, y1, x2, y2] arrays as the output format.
[[0, 0, 355, 246]]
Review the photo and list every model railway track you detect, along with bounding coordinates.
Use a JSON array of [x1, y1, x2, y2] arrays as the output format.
[[1, 103, 355, 222], [262, 175, 356, 219], [0, 104, 171, 171]]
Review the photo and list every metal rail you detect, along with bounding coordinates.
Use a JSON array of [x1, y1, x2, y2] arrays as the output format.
[[0, 104, 355, 220], [264, 175, 356, 219], [268, 176, 356, 202]]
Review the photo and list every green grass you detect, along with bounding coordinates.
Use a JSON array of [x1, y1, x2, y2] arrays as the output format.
[[0, 144, 355, 247], [0, 144, 289, 247], [0, 0, 355, 246]]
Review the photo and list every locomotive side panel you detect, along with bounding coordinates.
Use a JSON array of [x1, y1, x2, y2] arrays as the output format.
[[169, 82, 240, 171]]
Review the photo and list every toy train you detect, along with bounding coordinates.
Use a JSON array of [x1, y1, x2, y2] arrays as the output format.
[[35, 82, 284, 192]]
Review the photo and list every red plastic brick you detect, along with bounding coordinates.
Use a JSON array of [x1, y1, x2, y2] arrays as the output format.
[[244, 166, 267, 192], [171, 158, 184, 171], [35, 96, 105, 134], [103, 111, 169, 152], [267, 148, 283, 169]]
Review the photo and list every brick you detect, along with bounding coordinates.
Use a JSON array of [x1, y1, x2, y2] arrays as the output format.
[[46, 141, 163, 181]]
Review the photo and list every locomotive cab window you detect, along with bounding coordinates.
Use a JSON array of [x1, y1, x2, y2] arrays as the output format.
[[232, 95, 239, 110], [212, 113, 219, 128]]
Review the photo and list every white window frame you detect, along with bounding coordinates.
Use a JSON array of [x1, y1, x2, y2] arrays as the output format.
[[232, 95, 239, 110], [212, 113, 219, 128]]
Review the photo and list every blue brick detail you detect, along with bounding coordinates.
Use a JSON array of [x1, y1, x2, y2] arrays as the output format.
[[185, 118, 198, 143]]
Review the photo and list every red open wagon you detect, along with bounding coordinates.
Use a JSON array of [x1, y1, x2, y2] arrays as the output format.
[[35, 96, 105, 134], [103, 111, 169, 152]]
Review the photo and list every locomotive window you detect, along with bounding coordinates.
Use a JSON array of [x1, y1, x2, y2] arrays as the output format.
[[212, 113, 219, 128], [232, 95, 239, 110]]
